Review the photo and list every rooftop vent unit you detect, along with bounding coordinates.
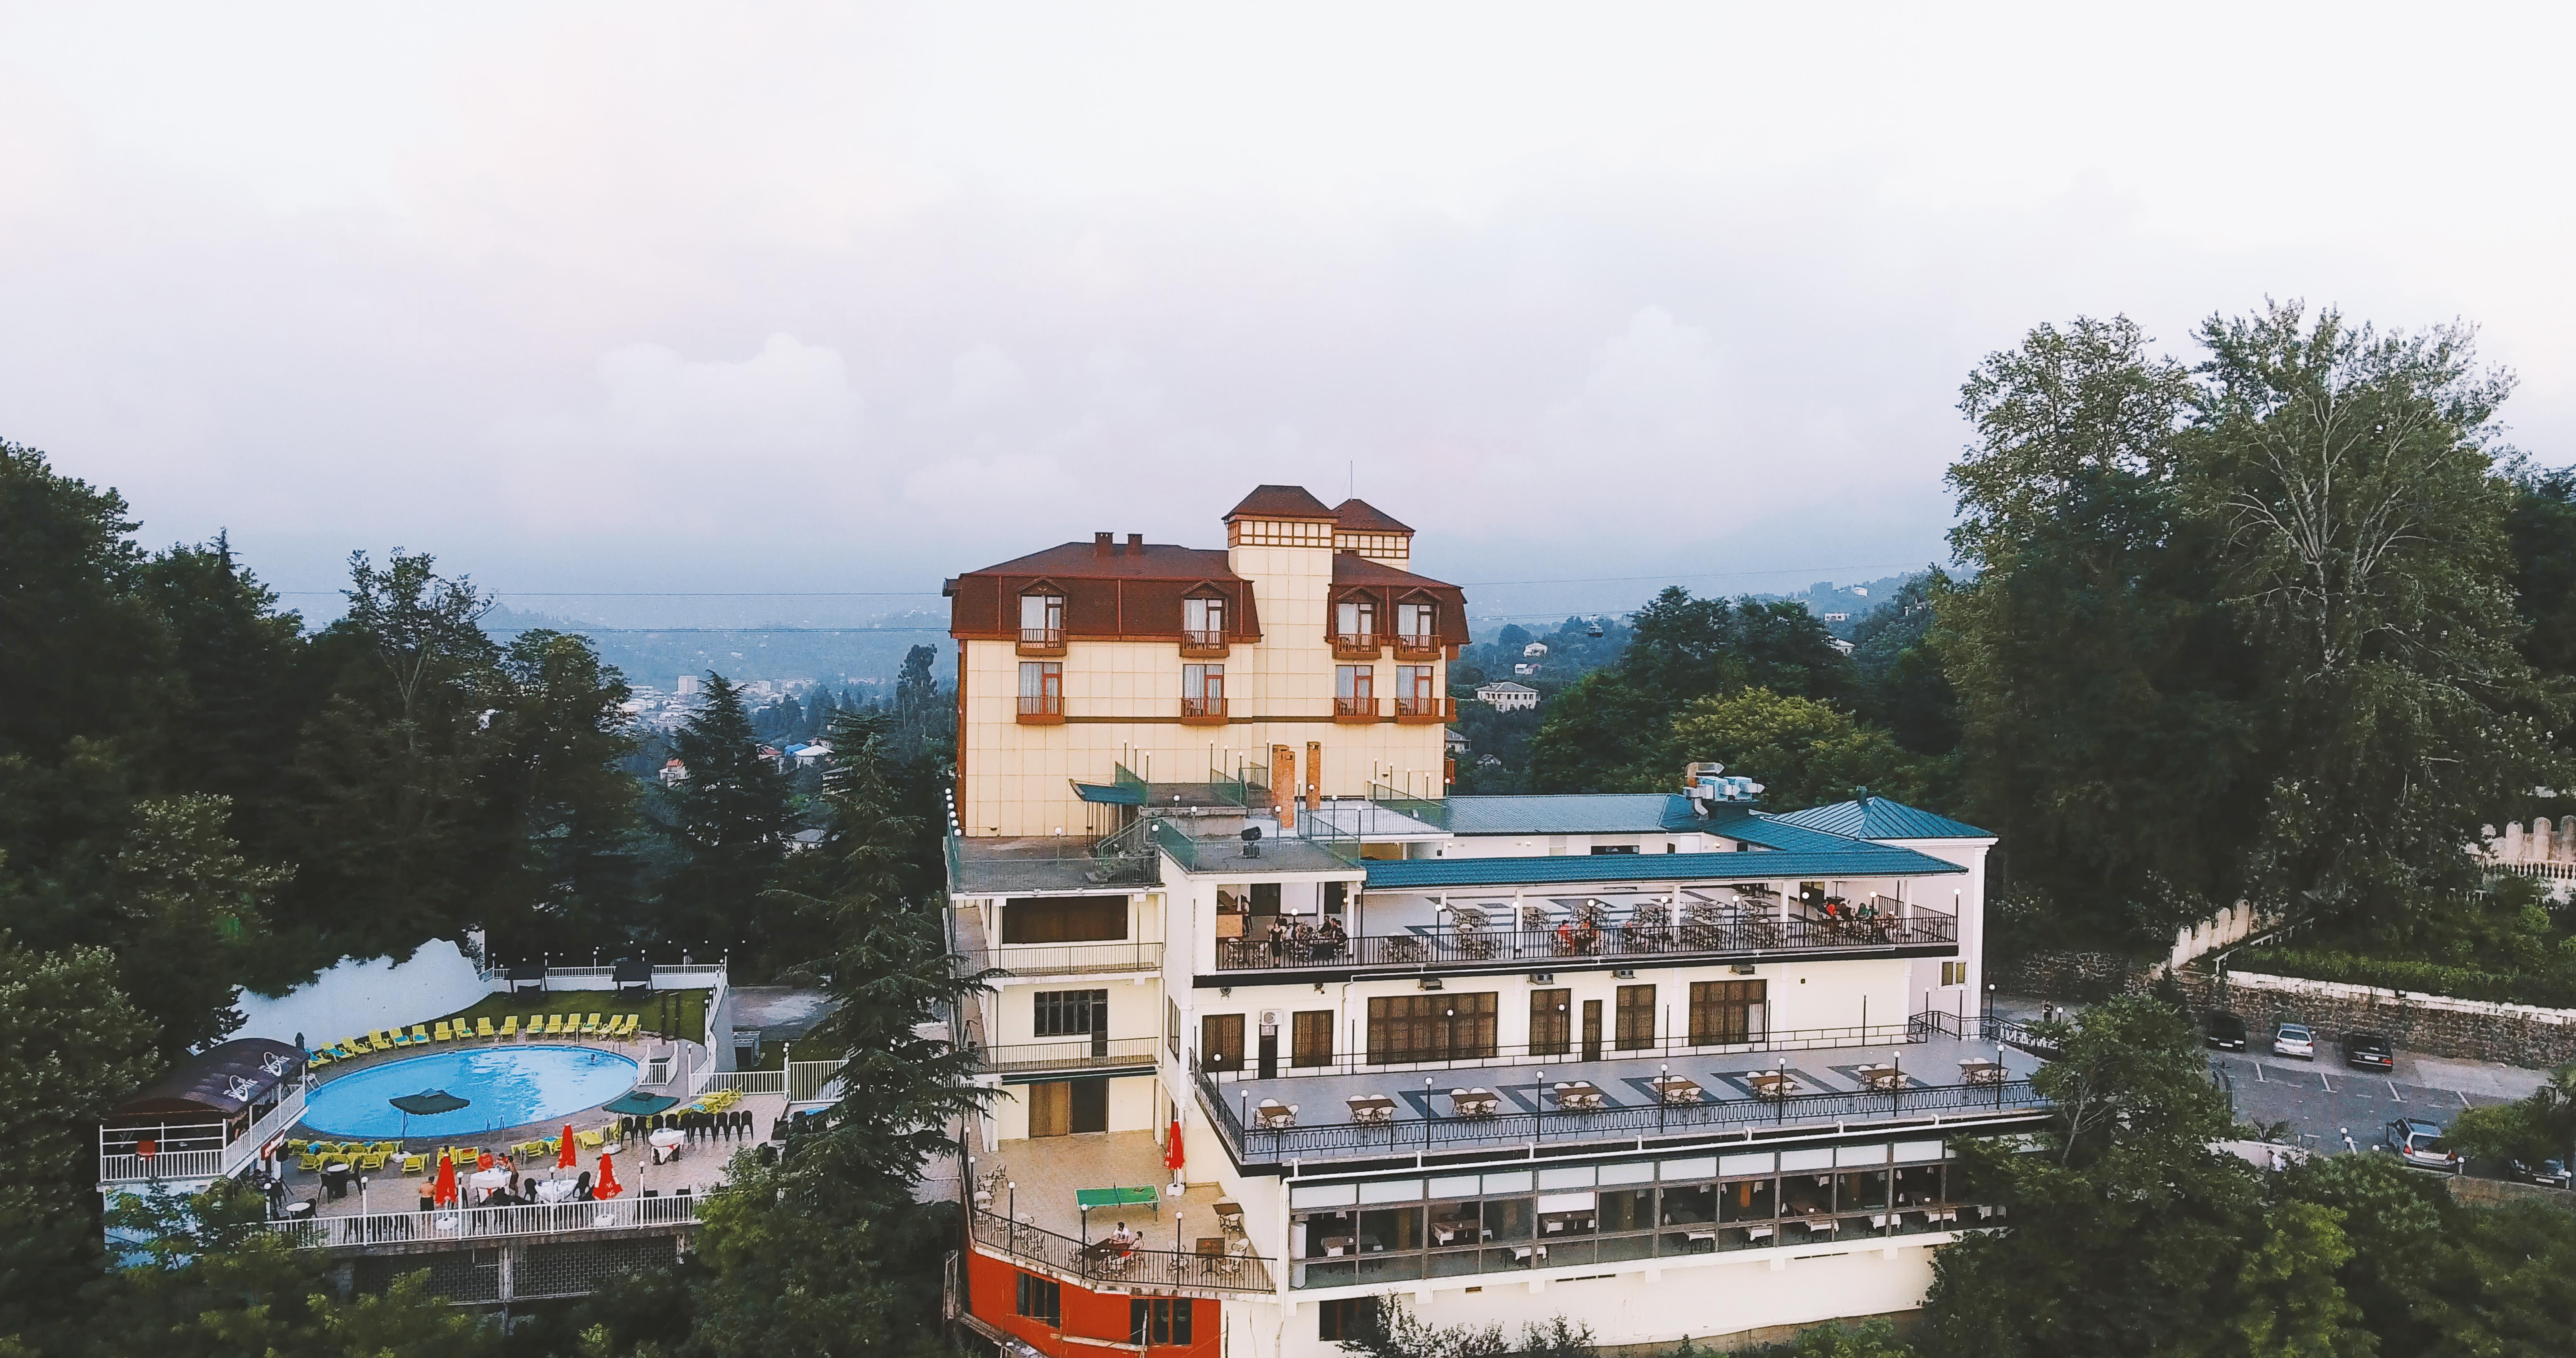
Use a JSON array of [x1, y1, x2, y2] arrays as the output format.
[[1685, 762, 1763, 813]]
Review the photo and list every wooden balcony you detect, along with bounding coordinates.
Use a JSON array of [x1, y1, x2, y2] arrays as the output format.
[[1016, 628, 1066, 657], [1333, 697, 1383, 723], [1016, 695, 1064, 724], [1393, 634, 1443, 661], [1179, 629, 1229, 658], [1331, 633, 1382, 659], [1181, 696, 1229, 725], [1395, 696, 1453, 723]]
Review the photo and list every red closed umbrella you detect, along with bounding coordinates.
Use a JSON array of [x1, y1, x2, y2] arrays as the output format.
[[593, 1151, 623, 1199], [432, 1152, 459, 1207], [558, 1125, 577, 1172], [1164, 1119, 1185, 1173]]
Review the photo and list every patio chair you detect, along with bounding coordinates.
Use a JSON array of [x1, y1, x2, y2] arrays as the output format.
[[498, 1015, 518, 1038], [409, 1024, 430, 1045], [476, 1017, 497, 1039], [297, 1147, 323, 1171], [618, 1014, 641, 1037], [544, 1013, 566, 1035], [583, 1013, 604, 1035], [401, 1153, 426, 1174], [578, 1128, 606, 1150], [308, 1050, 333, 1069], [358, 1150, 388, 1172], [433, 1021, 453, 1042]]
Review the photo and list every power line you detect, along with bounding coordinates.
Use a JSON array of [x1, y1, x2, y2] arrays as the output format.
[[483, 626, 952, 635]]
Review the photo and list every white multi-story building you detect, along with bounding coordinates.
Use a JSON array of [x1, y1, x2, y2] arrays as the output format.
[[1473, 681, 1540, 712], [944, 488, 2035, 1358]]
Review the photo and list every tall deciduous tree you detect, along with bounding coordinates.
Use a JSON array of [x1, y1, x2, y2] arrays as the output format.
[[1664, 688, 1926, 809], [104, 795, 280, 1053], [2186, 303, 2569, 921], [1938, 316, 2262, 943]]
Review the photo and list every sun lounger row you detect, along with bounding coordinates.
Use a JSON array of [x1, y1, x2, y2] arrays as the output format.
[[305, 1014, 646, 1066]]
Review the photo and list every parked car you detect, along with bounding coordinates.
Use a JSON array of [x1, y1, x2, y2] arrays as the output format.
[[2384, 1118, 2459, 1171], [2341, 1032, 2394, 1071], [2510, 1156, 2571, 1189], [2272, 1023, 2316, 1059], [2205, 1011, 2248, 1051]]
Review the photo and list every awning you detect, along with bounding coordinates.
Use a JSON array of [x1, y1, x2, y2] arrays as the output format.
[[1071, 780, 1144, 806], [106, 1037, 304, 1120]]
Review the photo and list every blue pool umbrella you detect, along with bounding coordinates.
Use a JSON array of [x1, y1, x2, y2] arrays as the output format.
[[388, 1089, 471, 1143], [601, 1090, 678, 1117]]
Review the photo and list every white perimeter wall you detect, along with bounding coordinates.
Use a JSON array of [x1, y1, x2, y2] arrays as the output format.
[[231, 941, 489, 1048]]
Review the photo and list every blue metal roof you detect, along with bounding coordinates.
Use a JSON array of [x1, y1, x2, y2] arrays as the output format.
[[1363, 844, 1966, 891], [1070, 780, 1144, 806], [1770, 796, 1992, 841]]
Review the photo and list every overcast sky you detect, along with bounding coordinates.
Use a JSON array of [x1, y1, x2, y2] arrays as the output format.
[[7, 4, 2573, 626]]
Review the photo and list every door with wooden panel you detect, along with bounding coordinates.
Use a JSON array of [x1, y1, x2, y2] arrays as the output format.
[[1028, 1080, 1072, 1137]]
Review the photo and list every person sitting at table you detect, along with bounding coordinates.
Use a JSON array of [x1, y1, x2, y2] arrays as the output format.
[[1316, 916, 1347, 956], [1108, 1220, 1139, 1256], [1572, 918, 1602, 955]]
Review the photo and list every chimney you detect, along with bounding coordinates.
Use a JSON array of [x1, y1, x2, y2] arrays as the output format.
[[1127, 533, 1144, 551], [1093, 531, 1112, 557], [1306, 740, 1322, 813], [1272, 743, 1297, 831]]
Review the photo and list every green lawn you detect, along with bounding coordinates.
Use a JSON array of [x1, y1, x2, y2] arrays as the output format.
[[431, 988, 709, 1044]]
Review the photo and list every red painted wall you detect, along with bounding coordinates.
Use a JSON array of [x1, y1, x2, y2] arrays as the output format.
[[964, 1246, 1221, 1358]]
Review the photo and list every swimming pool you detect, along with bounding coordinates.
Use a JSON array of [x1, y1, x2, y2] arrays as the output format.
[[301, 1046, 640, 1139]]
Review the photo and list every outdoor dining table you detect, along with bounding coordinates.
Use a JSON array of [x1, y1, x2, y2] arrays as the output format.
[[1551, 1080, 1607, 1110], [649, 1127, 685, 1163], [1749, 1072, 1796, 1100], [1214, 1200, 1245, 1233], [1346, 1094, 1398, 1124], [1857, 1064, 1905, 1091], [533, 1178, 579, 1204], [1959, 1059, 2005, 1085], [1447, 1088, 1499, 1118], [1253, 1099, 1298, 1129], [1651, 1075, 1704, 1105]]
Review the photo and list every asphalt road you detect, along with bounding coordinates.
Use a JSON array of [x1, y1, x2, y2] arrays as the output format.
[[2208, 1050, 2514, 1157]]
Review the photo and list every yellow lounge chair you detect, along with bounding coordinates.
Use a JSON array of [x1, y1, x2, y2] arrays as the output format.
[[499, 1015, 518, 1038], [577, 1128, 606, 1151], [374, 1028, 398, 1049], [582, 1013, 603, 1035], [411, 1024, 431, 1045], [476, 1017, 496, 1039], [434, 1021, 454, 1042], [358, 1150, 388, 1171], [619, 1014, 641, 1037], [296, 1147, 323, 1171], [401, 1153, 426, 1174], [309, 1051, 333, 1068], [544, 1013, 565, 1035]]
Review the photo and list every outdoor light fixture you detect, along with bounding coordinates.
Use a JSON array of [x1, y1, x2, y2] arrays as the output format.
[[1418, 977, 1444, 991]]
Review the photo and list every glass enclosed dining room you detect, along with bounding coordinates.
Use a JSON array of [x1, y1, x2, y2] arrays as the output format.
[[1286, 1139, 1986, 1286]]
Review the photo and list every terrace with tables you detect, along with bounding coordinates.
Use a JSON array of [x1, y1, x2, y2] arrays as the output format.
[[1213, 879, 1958, 976], [1194, 1026, 2042, 1169], [963, 1129, 1276, 1298]]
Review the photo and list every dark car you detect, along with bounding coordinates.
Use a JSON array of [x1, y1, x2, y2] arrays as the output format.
[[2342, 1032, 2394, 1071], [2205, 1011, 2248, 1051], [2511, 1157, 2572, 1189]]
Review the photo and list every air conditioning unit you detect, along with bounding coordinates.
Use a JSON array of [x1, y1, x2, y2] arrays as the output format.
[[1259, 1010, 1284, 1029]]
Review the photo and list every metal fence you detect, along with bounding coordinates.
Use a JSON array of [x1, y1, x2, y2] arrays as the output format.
[[786, 1059, 843, 1103], [1194, 1066, 2043, 1163], [1202, 1022, 1925, 1083], [982, 941, 1166, 976], [101, 1080, 309, 1185], [974, 1037, 1163, 1074], [1215, 913, 1957, 973], [260, 1193, 702, 1249], [700, 1070, 787, 1096], [968, 1209, 1273, 1295]]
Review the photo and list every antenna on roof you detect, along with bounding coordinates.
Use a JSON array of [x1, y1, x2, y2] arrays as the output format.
[[1348, 461, 1354, 499]]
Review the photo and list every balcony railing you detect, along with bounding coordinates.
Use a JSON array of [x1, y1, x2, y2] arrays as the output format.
[[1202, 1021, 1925, 1082], [259, 1193, 703, 1250], [1195, 1065, 2042, 1165], [984, 941, 1166, 976], [1394, 695, 1452, 722], [1017, 627, 1066, 656], [1334, 696, 1382, 721], [1213, 911, 1957, 973], [1393, 634, 1442, 660], [101, 1079, 309, 1185], [974, 1035, 1164, 1074], [970, 1209, 1273, 1296], [1180, 629, 1228, 656], [1181, 696, 1227, 723], [1016, 694, 1064, 723], [1331, 633, 1382, 659]]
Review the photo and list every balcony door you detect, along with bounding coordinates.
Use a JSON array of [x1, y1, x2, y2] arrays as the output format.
[[1581, 1000, 1602, 1062], [1028, 1077, 1109, 1137]]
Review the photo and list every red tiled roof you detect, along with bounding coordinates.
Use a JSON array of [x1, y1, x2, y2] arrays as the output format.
[[949, 542, 1238, 582], [1224, 484, 1338, 522], [1333, 498, 1413, 534]]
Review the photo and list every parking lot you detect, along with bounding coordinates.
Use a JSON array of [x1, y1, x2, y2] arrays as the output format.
[[2209, 1049, 2518, 1158]]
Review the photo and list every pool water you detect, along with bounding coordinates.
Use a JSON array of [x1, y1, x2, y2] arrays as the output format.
[[301, 1045, 640, 1139]]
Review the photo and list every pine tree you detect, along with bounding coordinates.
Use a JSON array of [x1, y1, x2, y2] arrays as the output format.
[[658, 673, 795, 965]]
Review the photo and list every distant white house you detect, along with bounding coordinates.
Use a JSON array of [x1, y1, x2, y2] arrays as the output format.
[[1822, 612, 1849, 622], [1475, 680, 1540, 712], [1522, 641, 1549, 657], [1513, 662, 1540, 677], [1826, 637, 1855, 656], [659, 758, 688, 787], [1851, 587, 1869, 597]]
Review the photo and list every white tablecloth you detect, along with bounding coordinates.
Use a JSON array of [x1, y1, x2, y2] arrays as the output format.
[[534, 1178, 579, 1203]]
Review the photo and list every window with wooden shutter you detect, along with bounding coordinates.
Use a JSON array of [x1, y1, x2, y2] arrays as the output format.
[[1201, 1013, 1244, 1073], [1689, 980, 1766, 1046], [1529, 989, 1571, 1057], [1614, 985, 1655, 1051], [1291, 1010, 1334, 1068]]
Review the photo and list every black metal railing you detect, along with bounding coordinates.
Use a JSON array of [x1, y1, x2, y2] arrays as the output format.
[[1907, 1010, 2058, 1059], [973, 1036, 1163, 1074], [1200, 1021, 1924, 1082], [1214, 912, 1957, 972], [1195, 1066, 2042, 1163], [969, 1210, 1273, 1295]]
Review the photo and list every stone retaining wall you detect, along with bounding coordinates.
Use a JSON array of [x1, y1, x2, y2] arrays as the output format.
[[2189, 970, 2576, 1070]]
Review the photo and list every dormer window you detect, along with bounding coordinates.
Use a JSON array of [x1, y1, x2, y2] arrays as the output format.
[[1335, 599, 1375, 640], [1184, 595, 1225, 645], [1020, 592, 1064, 651], [1396, 601, 1435, 641]]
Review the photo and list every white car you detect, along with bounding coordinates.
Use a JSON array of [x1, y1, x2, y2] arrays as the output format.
[[2272, 1023, 2315, 1059]]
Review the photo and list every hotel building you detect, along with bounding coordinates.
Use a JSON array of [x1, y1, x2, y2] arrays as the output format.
[[944, 488, 2041, 1357]]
